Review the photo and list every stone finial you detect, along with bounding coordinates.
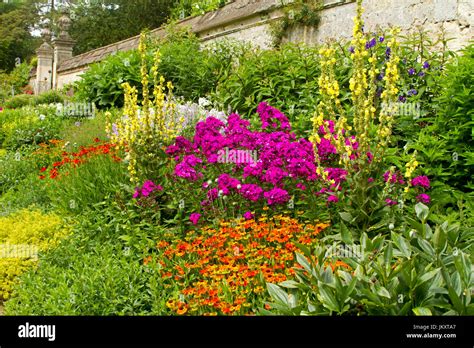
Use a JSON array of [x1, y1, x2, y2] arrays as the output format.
[[41, 28, 52, 42], [58, 12, 72, 40]]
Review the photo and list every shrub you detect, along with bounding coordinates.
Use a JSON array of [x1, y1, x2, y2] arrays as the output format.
[[0, 107, 65, 150], [75, 30, 242, 109], [0, 209, 70, 300], [34, 90, 65, 106], [426, 44, 473, 193], [74, 50, 142, 108], [213, 43, 322, 136], [4, 94, 34, 109]]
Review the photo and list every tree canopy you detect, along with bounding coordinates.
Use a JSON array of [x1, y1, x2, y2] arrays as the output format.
[[68, 0, 177, 54], [0, 0, 40, 72]]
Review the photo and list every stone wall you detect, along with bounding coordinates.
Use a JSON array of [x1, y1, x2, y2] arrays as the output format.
[[53, 0, 473, 90]]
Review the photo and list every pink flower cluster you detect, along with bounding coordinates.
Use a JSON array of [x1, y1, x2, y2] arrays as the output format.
[[167, 102, 325, 208], [133, 180, 163, 198]]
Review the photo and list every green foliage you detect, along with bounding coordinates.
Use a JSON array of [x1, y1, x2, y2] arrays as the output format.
[[75, 50, 142, 108], [156, 33, 231, 102], [265, 204, 473, 315], [75, 32, 240, 108], [0, 0, 39, 72], [69, 0, 175, 55], [34, 90, 65, 105], [45, 153, 129, 214], [429, 44, 473, 193], [5, 201, 165, 315], [213, 43, 322, 136], [269, 0, 323, 47], [170, 0, 228, 19], [3, 94, 35, 109], [0, 208, 70, 300], [0, 106, 65, 150]]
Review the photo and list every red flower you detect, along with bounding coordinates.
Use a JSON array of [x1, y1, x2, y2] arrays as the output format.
[[39, 175, 45, 180], [94, 137, 100, 143], [40, 167, 47, 172]]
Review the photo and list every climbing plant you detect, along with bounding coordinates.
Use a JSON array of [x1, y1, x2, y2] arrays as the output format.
[[269, 0, 323, 47]]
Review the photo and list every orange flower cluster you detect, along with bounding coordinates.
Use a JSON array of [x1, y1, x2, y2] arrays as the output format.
[[151, 215, 330, 315], [35, 138, 121, 180]]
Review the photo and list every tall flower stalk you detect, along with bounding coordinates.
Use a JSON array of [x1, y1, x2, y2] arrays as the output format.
[[106, 33, 184, 183]]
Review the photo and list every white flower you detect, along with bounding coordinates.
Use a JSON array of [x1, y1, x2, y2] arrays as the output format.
[[388, 223, 395, 230], [409, 230, 417, 238], [236, 184, 241, 190], [218, 189, 223, 196], [198, 97, 211, 107], [39, 114, 46, 121], [207, 180, 212, 185]]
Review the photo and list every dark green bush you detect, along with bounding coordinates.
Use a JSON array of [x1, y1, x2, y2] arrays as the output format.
[[406, 44, 473, 194], [75, 50, 142, 108], [74, 32, 239, 108], [213, 43, 323, 136]]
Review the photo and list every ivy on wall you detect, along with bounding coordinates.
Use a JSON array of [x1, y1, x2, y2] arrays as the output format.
[[269, 0, 323, 47]]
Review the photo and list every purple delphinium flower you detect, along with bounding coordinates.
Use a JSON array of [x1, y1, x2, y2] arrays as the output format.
[[418, 71, 425, 77], [189, 213, 201, 225], [412, 175, 430, 189], [399, 95, 407, 103], [408, 68, 416, 76], [416, 193, 430, 204], [385, 47, 391, 58], [365, 38, 377, 49], [379, 36, 385, 43], [349, 46, 355, 54], [423, 61, 430, 69], [407, 89, 418, 96]]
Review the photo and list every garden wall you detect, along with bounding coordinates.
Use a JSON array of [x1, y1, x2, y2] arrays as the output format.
[[53, 0, 473, 89]]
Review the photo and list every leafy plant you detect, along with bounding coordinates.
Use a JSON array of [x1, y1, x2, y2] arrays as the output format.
[[265, 204, 473, 315]]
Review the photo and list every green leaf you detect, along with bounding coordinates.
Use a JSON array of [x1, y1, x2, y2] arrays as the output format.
[[266, 283, 289, 306], [278, 280, 300, 289], [416, 268, 441, 288], [412, 307, 432, 316], [376, 286, 391, 299], [415, 203, 430, 222], [340, 221, 353, 245], [317, 283, 339, 312], [433, 226, 447, 253], [295, 252, 312, 274], [339, 212, 353, 223]]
